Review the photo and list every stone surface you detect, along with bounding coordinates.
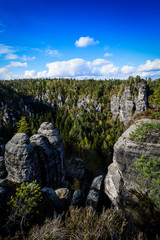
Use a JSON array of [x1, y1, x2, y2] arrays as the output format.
[[86, 175, 104, 210], [104, 119, 160, 224], [65, 157, 87, 183], [71, 189, 84, 206], [30, 134, 64, 188], [110, 83, 147, 125], [38, 122, 65, 183], [4, 133, 41, 184], [42, 187, 71, 210]]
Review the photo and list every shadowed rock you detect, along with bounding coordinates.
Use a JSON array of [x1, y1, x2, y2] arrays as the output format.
[[4, 133, 41, 184]]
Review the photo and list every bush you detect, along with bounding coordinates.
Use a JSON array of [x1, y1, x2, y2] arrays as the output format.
[[7, 180, 42, 233], [135, 155, 160, 209], [65, 206, 127, 240]]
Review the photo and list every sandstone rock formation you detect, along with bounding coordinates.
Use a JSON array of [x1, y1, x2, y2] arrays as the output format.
[[104, 119, 160, 225], [86, 175, 104, 210], [111, 83, 147, 125], [4, 123, 65, 188], [38, 122, 65, 183], [5, 133, 41, 183], [30, 133, 63, 188]]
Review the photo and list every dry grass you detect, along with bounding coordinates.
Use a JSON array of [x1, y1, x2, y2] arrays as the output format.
[[27, 216, 67, 240]]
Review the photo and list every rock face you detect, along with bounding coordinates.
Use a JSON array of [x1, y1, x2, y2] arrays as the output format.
[[111, 83, 147, 125], [30, 134, 63, 188], [0, 138, 7, 179], [5, 133, 41, 183], [86, 175, 104, 210], [104, 119, 160, 224], [37, 122, 65, 185], [4, 123, 65, 188], [65, 157, 87, 184], [77, 96, 101, 113]]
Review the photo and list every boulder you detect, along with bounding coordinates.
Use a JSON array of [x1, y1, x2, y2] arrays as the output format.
[[86, 175, 104, 210], [71, 189, 84, 206], [4, 133, 41, 184], [42, 187, 71, 210]]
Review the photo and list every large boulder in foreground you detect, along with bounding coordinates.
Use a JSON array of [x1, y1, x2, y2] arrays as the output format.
[[104, 119, 160, 225], [4, 123, 65, 188], [5, 133, 41, 183]]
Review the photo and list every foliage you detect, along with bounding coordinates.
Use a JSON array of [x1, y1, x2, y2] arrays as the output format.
[[65, 206, 127, 240], [135, 155, 160, 209], [7, 180, 42, 232], [16, 116, 31, 135], [130, 121, 160, 143]]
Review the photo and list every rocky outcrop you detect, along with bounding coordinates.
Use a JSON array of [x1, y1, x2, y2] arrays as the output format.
[[37, 122, 65, 184], [30, 134, 64, 188], [5, 133, 41, 183], [86, 175, 104, 210], [77, 96, 101, 113], [111, 83, 147, 125], [4, 123, 65, 188], [104, 119, 160, 225]]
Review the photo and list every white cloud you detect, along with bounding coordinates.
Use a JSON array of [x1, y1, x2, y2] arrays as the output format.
[[75, 36, 99, 47], [100, 64, 118, 75], [45, 48, 59, 56], [138, 59, 160, 72], [92, 58, 109, 66], [32, 58, 118, 79], [7, 61, 28, 68], [0, 43, 14, 55], [121, 65, 135, 74], [46, 59, 92, 77], [24, 70, 36, 78], [22, 55, 36, 61], [104, 52, 113, 57], [0, 67, 11, 79], [5, 53, 19, 60]]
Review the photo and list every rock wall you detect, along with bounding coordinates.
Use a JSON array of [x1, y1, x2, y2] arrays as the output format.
[[111, 83, 147, 125]]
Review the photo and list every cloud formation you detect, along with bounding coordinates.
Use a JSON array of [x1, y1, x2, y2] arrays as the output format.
[[104, 52, 113, 57], [22, 55, 36, 61], [75, 36, 99, 47], [121, 65, 135, 74], [7, 61, 28, 68]]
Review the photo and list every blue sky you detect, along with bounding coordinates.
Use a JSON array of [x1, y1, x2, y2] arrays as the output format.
[[0, 0, 160, 80]]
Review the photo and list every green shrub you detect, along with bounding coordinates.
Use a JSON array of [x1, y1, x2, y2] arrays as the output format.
[[65, 206, 127, 240], [7, 180, 42, 232], [130, 121, 160, 142], [135, 155, 160, 209]]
